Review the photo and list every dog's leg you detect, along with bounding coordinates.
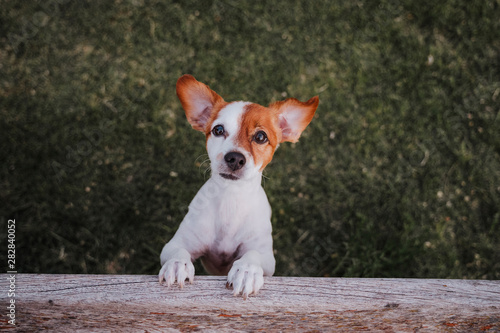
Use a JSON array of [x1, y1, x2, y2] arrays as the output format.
[[227, 249, 275, 299], [159, 243, 195, 288]]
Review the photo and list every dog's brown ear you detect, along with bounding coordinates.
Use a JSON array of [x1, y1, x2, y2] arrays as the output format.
[[176, 75, 226, 132], [270, 96, 319, 143]]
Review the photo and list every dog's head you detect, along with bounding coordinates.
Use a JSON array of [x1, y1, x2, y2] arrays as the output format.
[[176, 74, 319, 182]]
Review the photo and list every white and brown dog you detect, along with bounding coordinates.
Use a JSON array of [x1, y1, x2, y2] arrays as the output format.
[[159, 74, 318, 298]]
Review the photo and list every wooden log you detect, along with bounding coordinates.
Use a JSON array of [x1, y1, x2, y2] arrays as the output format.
[[1, 274, 499, 332]]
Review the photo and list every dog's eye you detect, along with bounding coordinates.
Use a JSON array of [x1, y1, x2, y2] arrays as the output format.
[[212, 125, 225, 137], [253, 131, 268, 144]]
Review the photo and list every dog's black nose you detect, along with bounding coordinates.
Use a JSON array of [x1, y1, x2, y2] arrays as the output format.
[[224, 152, 246, 171]]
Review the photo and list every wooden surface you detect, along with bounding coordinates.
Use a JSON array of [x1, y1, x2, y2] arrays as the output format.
[[1, 274, 499, 332]]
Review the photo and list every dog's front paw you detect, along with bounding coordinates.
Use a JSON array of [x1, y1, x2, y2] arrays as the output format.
[[226, 261, 264, 299], [158, 259, 195, 288]]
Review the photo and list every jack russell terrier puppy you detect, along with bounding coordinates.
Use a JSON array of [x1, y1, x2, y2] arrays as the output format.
[[159, 74, 318, 298]]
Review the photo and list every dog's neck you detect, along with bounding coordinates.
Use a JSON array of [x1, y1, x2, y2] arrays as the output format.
[[185, 172, 264, 223]]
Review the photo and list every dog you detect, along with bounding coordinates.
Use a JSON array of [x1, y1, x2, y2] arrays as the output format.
[[159, 74, 318, 298]]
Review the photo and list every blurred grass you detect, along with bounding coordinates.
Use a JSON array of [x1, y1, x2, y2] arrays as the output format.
[[1, 0, 499, 279]]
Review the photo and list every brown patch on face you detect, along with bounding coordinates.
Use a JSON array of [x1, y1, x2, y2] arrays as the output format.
[[236, 103, 281, 171]]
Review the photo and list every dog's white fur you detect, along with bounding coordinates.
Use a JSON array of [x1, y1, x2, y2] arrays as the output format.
[[159, 75, 318, 298]]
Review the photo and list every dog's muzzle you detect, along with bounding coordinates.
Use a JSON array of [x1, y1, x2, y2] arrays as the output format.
[[219, 152, 246, 180], [224, 152, 246, 171]]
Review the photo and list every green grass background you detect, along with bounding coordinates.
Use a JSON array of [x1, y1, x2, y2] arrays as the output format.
[[1, 0, 499, 279]]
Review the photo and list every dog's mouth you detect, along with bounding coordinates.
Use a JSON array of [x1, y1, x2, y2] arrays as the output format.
[[219, 173, 239, 181]]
